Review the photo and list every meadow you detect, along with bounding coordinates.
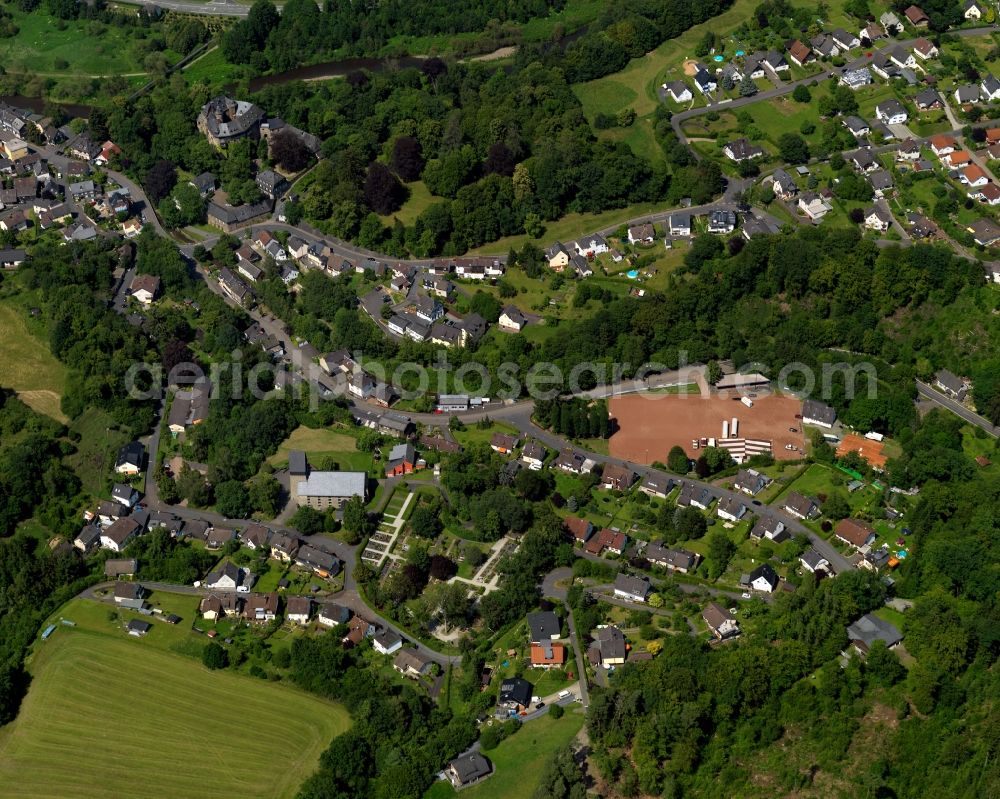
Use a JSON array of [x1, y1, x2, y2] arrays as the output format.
[[267, 425, 373, 471], [0, 627, 350, 799], [0, 299, 67, 422]]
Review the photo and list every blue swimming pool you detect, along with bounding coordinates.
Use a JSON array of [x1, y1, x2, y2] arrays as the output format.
[[713, 55, 724, 62], [627, 269, 639, 279], [735, 49, 745, 56]]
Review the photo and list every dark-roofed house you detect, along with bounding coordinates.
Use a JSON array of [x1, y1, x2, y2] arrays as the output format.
[[645, 543, 699, 573], [385, 442, 419, 478], [317, 601, 352, 627], [113, 581, 146, 609], [590, 626, 627, 666], [520, 440, 546, 470], [784, 492, 820, 520], [244, 592, 280, 623], [733, 468, 771, 496], [749, 563, 779, 593], [600, 463, 636, 492], [677, 483, 715, 510], [498, 677, 533, 711], [286, 595, 313, 625], [204, 561, 253, 592], [527, 611, 561, 643], [969, 218, 1000, 246], [613, 573, 651, 603], [393, 647, 433, 678], [904, 5, 929, 26], [802, 398, 837, 428], [639, 474, 676, 499], [197, 96, 265, 147], [100, 517, 140, 552], [373, 631, 403, 655], [114, 441, 145, 476], [240, 523, 271, 550], [717, 495, 748, 522], [703, 602, 740, 640], [834, 518, 877, 550], [270, 533, 301, 562], [847, 613, 902, 655], [127, 619, 152, 637], [552, 448, 591, 474], [913, 88, 941, 110], [74, 524, 101, 553], [447, 753, 492, 789], [498, 306, 528, 332], [104, 558, 137, 578], [800, 547, 831, 574], [723, 138, 764, 162], [489, 433, 519, 455], [751, 516, 788, 542], [934, 369, 969, 401]]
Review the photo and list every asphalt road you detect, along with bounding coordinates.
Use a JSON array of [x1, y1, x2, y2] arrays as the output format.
[[916, 380, 998, 436]]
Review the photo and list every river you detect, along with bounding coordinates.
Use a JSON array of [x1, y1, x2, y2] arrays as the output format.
[[1, 94, 92, 119]]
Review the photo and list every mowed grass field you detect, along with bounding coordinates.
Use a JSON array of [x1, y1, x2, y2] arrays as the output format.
[[267, 425, 372, 471], [0, 300, 68, 423], [424, 711, 584, 799], [0, 629, 350, 799]]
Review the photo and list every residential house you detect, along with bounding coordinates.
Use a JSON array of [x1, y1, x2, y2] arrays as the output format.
[[489, 433, 519, 455], [218, 268, 253, 306], [955, 84, 980, 105], [764, 50, 789, 73], [800, 548, 831, 574], [100, 517, 140, 552], [639, 474, 675, 499], [880, 11, 902, 34], [295, 545, 340, 578], [934, 369, 969, 400], [0, 248, 26, 269], [74, 524, 101, 553], [205, 527, 236, 551], [802, 398, 837, 428], [983, 75, 1000, 102], [912, 38, 938, 60], [564, 516, 594, 544], [830, 28, 860, 51], [317, 602, 352, 627], [913, 88, 942, 111], [969, 218, 1000, 245], [869, 51, 896, 81], [664, 80, 693, 103], [240, 523, 271, 550], [723, 138, 764, 162], [835, 518, 877, 550], [677, 482, 715, 510], [552, 448, 592, 474], [530, 642, 566, 669], [749, 563, 779, 593], [498, 306, 527, 332], [113, 582, 146, 610], [589, 626, 627, 667], [585, 527, 627, 556], [847, 613, 902, 655], [255, 169, 286, 200], [868, 169, 894, 198], [570, 253, 593, 277], [204, 561, 253, 592], [104, 558, 137, 578], [930, 134, 958, 157], [811, 34, 840, 59], [574, 233, 609, 256], [600, 463, 636, 492], [286, 596, 312, 625], [627, 222, 656, 245], [751, 515, 789, 542], [904, 5, 929, 27], [644, 543, 699, 573], [270, 533, 301, 562], [733, 468, 771, 496], [865, 206, 893, 232], [111, 484, 139, 509], [707, 210, 736, 234], [888, 45, 916, 70], [244, 592, 280, 623], [668, 212, 692, 236], [843, 116, 870, 138], [413, 295, 443, 324], [127, 619, 152, 637], [613, 573, 651, 603], [703, 602, 740, 640], [768, 168, 799, 200], [788, 40, 813, 67], [798, 192, 832, 220], [848, 150, 879, 175], [393, 648, 433, 678], [784, 491, 820, 520], [860, 22, 884, 44], [114, 441, 144, 476], [343, 615, 377, 647], [962, 164, 989, 187], [295, 470, 367, 510], [963, 0, 982, 20], [978, 183, 1000, 205], [520, 440, 546, 470], [498, 676, 533, 711], [385, 442, 419, 477], [717, 495, 748, 522], [875, 99, 908, 125], [446, 754, 492, 789], [693, 67, 716, 94], [199, 593, 240, 621], [840, 67, 872, 89], [129, 274, 161, 306], [545, 242, 570, 270], [97, 500, 128, 526], [527, 611, 561, 643]]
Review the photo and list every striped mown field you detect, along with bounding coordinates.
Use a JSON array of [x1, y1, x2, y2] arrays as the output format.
[[0, 629, 350, 799]]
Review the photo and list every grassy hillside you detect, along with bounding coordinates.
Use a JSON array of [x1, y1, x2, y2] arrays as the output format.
[[0, 300, 67, 423], [0, 623, 350, 799]]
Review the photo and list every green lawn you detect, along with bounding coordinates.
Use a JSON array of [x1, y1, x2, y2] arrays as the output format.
[[65, 408, 131, 499], [451, 421, 520, 449], [0, 9, 164, 75], [0, 620, 350, 799], [182, 45, 245, 86], [0, 299, 68, 422], [424, 711, 585, 799], [267, 425, 373, 472], [380, 180, 436, 227]]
